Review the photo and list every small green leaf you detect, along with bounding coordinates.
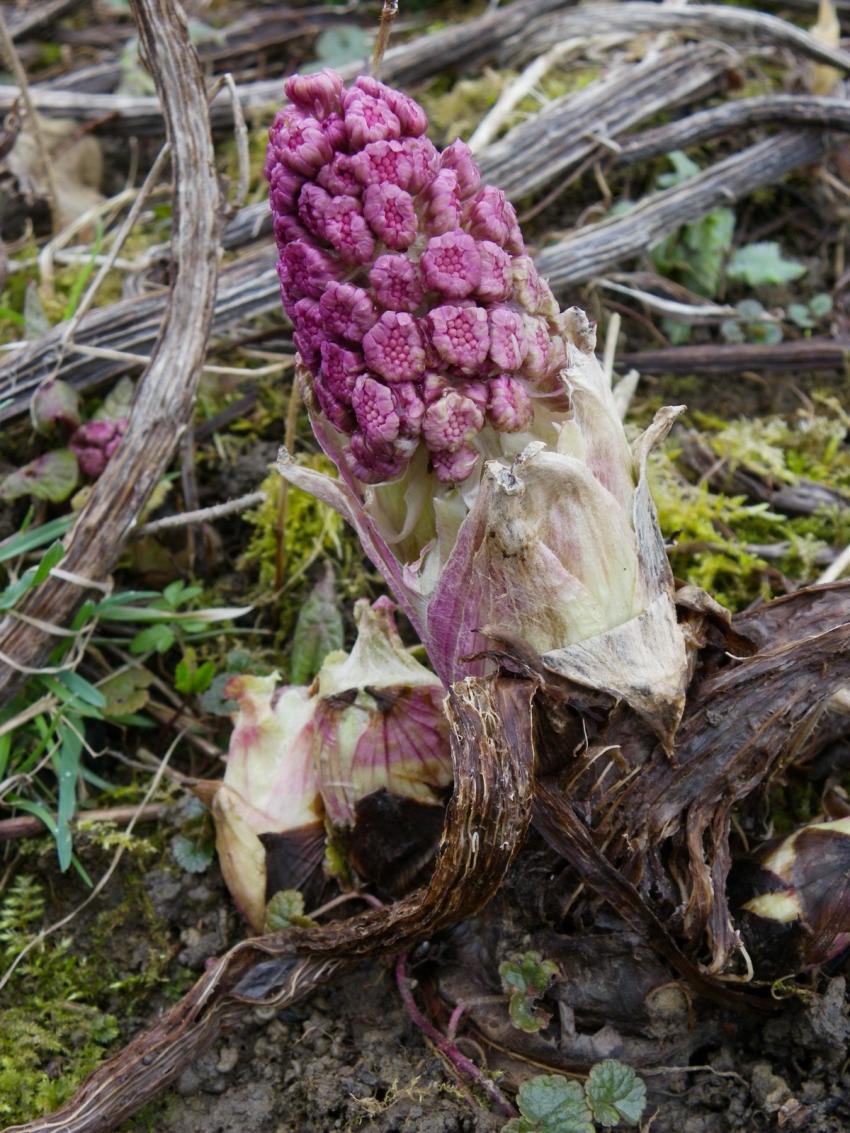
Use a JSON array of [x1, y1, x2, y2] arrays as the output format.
[[787, 302, 815, 329], [727, 242, 806, 287], [100, 667, 153, 716], [513, 1075, 594, 1133], [265, 889, 316, 931], [0, 449, 80, 503], [56, 669, 106, 710], [499, 951, 559, 1034], [171, 833, 213, 874], [130, 623, 175, 654], [808, 292, 833, 318], [94, 375, 135, 423], [54, 718, 83, 871], [585, 1061, 647, 1128], [290, 566, 344, 684]]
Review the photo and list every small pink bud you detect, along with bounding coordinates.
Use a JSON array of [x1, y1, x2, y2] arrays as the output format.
[[268, 164, 304, 213], [324, 195, 375, 265], [363, 311, 427, 382], [352, 375, 401, 444], [521, 315, 552, 381], [319, 281, 377, 341], [421, 168, 462, 234], [319, 342, 365, 404], [467, 186, 524, 253], [488, 307, 527, 371], [343, 92, 401, 149], [405, 137, 440, 193], [369, 254, 424, 312], [351, 139, 414, 188], [431, 444, 479, 484], [274, 115, 334, 177], [458, 379, 489, 415], [298, 182, 333, 238], [476, 241, 513, 302], [427, 304, 490, 374], [284, 69, 343, 119], [487, 375, 533, 432], [314, 377, 355, 433], [317, 153, 361, 196], [347, 431, 408, 483], [420, 231, 481, 299], [291, 297, 325, 368], [274, 213, 310, 248], [320, 112, 347, 151], [70, 418, 125, 479], [352, 76, 428, 137], [363, 183, 417, 250], [393, 382, 425, 438], [279, 240, 340, 300], [512, 256, 559, 317], [422, 391, 484, 453], [440, 140, 481, 199]]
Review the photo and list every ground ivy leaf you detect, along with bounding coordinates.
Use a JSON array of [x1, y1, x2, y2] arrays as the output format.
[[100, 667, 152, 716], [514, 1075, 594, 1133], [499, 951, 559, 1033], [726, 241, 806, 287], [585, 1060, 647, 1128], [171, 833, 213, 874], [265, 889, 316, 931]]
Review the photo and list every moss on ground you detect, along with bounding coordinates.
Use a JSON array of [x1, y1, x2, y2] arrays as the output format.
[[0, 834, 190, 1126]]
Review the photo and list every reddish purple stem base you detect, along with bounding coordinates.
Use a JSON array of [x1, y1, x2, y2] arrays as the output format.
[[394, 953, 518, 1119]]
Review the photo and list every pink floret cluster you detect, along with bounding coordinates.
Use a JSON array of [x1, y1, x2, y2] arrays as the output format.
[[69, 418, 127, 479], [266, 69, 567, 485]]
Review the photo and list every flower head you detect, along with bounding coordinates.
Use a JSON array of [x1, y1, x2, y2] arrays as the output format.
[[269, 71, 688, 744]]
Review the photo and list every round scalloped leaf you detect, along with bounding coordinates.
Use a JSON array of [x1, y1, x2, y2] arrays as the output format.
[[585, 1060, 647, 1128], [514, 1075, 594, 1133]]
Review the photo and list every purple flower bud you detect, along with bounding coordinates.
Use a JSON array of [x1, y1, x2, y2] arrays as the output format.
[[363, 183, 417, 250], [420, 231, 481, 299], [467, 186, 524, 253], [269, 164, 304, 215], [422, 391, 484, 453], [352, 375, 401, 444], [314, 377, 355, 433], [393, 382, 425, 438], [319, 341, 364, 404], [521, 315, 553, 381], [352, 76, 428, 137], [488, 306, 527, 371], [431, 444, 479, 484], [274, 115, 334, 176], [284, 69, 344, 119], [324, 195, 375, 264], [317, 152, 361, 196], [513, 256, 559, 317], [280, 239, 340, 300], [352, 139, 414, 188], [347, 431, 408, 483], [69, 418, 127, 479], [291, 297, 325, 368], [298, 182, 332, 238], [321, 112, 347, 152], [427, 304, 489, 374], [369, 253, 423, 312], [488, 375, 533, 433], [475, 240, 513, 302], [421, 168, 462, 234], [458, 379, 489, 415], [363, 311, 427, 382], [274, 213, 310, 248], [319, 281, 377, 341], [406, 137, 440, 193], [343, 92, 402, 149], [440, 140, 481, 199]]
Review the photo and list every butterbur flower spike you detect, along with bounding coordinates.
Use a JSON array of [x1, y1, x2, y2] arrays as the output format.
[[269, 70, 688, 744], [205, 600, 452, 929]]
